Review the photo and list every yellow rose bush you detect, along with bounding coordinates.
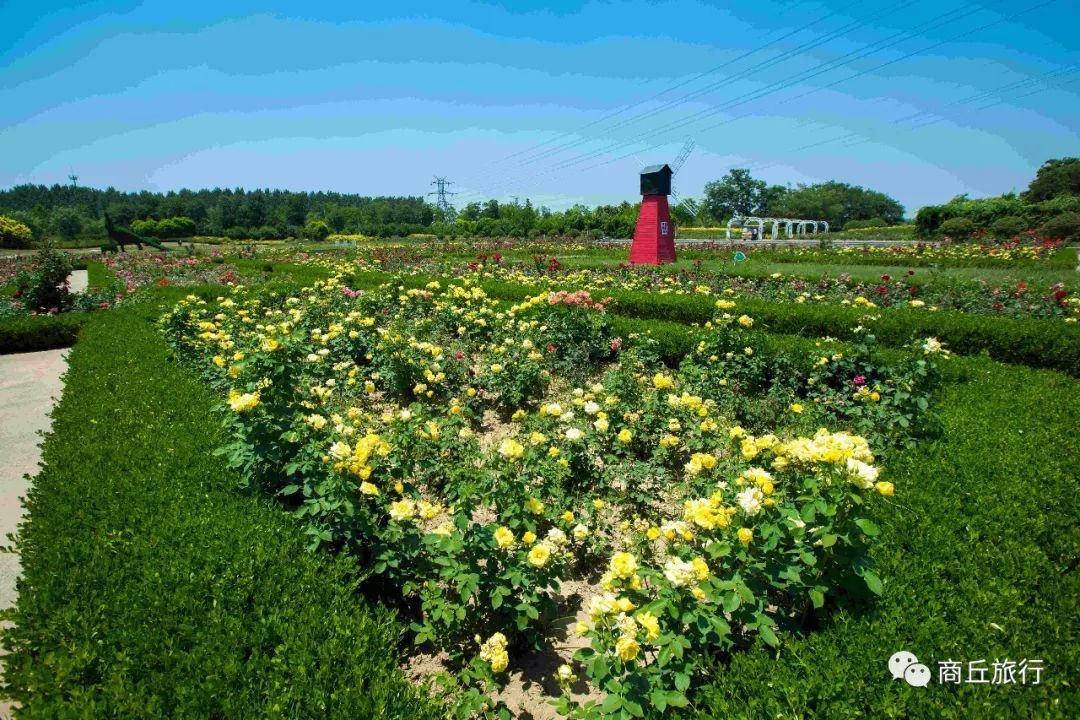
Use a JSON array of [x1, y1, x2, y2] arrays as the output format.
[[160, 272, 946, 717]]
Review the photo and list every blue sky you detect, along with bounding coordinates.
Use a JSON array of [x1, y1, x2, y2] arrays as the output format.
[[1, 0, 1078, 214]]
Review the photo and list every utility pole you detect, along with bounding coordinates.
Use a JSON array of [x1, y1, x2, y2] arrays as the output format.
[[68, 173, 79, 188], [428, 176, 457, 218]]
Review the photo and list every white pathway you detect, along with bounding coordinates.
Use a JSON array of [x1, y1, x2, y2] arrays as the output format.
[[67, 269, 87, 294], [0, 349, 68, 606], [0, 349, 68, 715]]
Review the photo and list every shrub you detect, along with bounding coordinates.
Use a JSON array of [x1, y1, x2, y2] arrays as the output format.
[[938, 217, 976, 239], [843, 217, 888, 231], [990, 215, 1027, 239], [13, 242, 72, 312], [0, 313, 85, 353], [305, 219, 331, 241], [1040, 211, 1080, 241], [131, 218, 159, 236], [0, 214, 34, 248]]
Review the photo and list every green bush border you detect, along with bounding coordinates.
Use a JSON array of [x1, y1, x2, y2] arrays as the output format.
[[1, 308, 440, 718]]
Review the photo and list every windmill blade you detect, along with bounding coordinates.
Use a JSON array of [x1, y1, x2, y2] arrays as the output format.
[[670, 190, 699, 219], [671, 138, 696, 176]]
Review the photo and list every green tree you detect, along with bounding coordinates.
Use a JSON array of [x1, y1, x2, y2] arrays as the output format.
[[49, 207, 84, 239], [304, 219, 331, 241], [1023, 157, 1080, 203], [702, 169, 767, 219], [772, 182, 903, 228]]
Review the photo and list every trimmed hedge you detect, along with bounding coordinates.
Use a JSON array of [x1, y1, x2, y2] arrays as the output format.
[[694, 357, 1080, 718], [1, 310, 440, 718], [0, 313, 86, 354]]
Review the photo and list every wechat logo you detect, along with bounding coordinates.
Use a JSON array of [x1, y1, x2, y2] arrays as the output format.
[[890, 651, 931, 687]]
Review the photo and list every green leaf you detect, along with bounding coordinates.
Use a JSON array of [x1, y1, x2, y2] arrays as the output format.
[[863, 570, 883, 595], [808, 588, 825, 609], [674, 672, 690, 691], [666, 692, 689, 708], [758, 624, 779, 647], [821, 533, 838, 547], [723, 591, 741, 614], [600, 694, 622, 713], [855, 518, 880, 537], [650, 690, 667, 713]]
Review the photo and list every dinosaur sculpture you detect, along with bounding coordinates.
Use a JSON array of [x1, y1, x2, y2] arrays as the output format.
[[102, 213, 169, 253]]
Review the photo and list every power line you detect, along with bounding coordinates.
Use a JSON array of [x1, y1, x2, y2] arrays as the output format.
[[561, 0, 1058, 179], [496, 0, 823, 165], [448, 0, 865, 196], [469, 0, 960, 198], [467, 0, 972, 200], [550, 0, 982, 174], [506, 0, 867, 168]]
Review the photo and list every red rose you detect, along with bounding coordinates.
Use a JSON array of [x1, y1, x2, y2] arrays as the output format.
[[547, 344, 556, 353]]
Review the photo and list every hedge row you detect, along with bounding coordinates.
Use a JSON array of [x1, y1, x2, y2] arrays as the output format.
[[0, 309, 440, 718], [348, 271, 1080, 376], [695, 356, 1080, 718], [0, 313, 86, 354], [601, 290, 1079, 374]]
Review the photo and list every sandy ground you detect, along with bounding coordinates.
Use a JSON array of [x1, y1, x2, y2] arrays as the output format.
[[0, 349, 69, 716]]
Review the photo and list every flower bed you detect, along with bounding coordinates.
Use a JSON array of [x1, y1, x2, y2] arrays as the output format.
[[102, 252, 248, 291], [161, 276, 948, 717], [297, 250, 1079, 322]]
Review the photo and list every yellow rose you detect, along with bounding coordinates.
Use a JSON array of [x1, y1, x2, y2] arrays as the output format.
[[738, 527, 753, 545], [609, 551, 638, 579], [527, 544, 551, 568], [615, 636, 640, 662], [617, 429, 633, 444], [875, 481, 895, 496], [636, 611, 660, 643], [522, 531, 537, 545], [494, 526, 515, 549], [499, 438, 524, 461]]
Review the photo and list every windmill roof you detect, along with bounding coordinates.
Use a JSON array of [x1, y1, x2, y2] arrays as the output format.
[[640, 164, 672, 175]]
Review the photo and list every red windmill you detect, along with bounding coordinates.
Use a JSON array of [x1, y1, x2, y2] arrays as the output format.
[[629, 164, 675, 265]]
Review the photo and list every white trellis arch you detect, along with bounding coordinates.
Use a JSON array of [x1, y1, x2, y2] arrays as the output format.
[[725, 216, 828, 240]]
